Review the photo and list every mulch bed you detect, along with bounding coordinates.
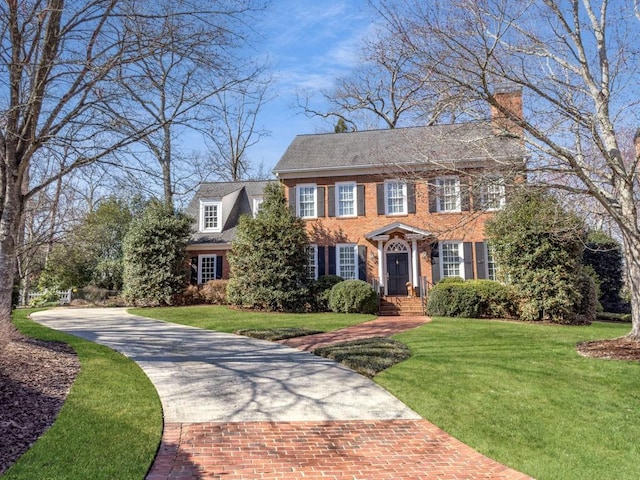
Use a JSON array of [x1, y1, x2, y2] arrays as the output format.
[[577, 337, 640, 361], [0, 337, 79, 475]]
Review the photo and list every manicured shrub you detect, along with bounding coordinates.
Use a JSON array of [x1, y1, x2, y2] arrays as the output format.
[[311, 275, 344, 311], [227, 183, 310, 312], [427, 281, 480, 318], [200, 280, 228, 305], [426, 279, 518, 319], [123, 200, 192, 307], [328, 279, 378, 314]]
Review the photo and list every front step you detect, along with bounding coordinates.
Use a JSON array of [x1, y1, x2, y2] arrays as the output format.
[[379, 296, 424, 316]]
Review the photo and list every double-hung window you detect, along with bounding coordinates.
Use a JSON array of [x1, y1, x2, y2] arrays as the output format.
[[336, 182, 356, 217], [385, 180, 407, 215], [306, 245, 318, 280], [440, 242, 464, 279], [337, 243, 358, 280], [485, 243, 497, 281], [198, 255, 217, 284], [297, 184, 317, 218], [480, 177, 506, 211], [200, 201, 222, 232], [436, 177, 461, 212]]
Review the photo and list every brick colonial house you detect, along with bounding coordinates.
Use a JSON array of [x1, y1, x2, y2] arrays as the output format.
[[187, 91, 525, 311]]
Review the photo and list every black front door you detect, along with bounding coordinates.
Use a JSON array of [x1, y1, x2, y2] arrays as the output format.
[[387, 253, 409, 295]]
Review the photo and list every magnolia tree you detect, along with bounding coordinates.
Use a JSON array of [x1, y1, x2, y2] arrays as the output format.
[[379, 0, 640, 339]]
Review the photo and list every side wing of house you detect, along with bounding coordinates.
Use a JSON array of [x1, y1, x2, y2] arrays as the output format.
[[186, 180, 269, 283]]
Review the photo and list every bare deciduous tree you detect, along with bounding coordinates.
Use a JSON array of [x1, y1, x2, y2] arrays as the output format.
[[299, 29, 466, 130], [206, 77, 272, 181], [379, 0, 640, 338]]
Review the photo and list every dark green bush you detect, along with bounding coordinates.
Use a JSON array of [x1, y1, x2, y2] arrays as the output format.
[[311, 275, 343, 311], [328, 279, 378, 314], [427, 279, 518, 318]]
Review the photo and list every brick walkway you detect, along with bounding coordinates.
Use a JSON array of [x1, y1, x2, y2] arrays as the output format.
[[279, 315, 431, 351], [147, 420, 531, 480], [146, 315, 534, 480]]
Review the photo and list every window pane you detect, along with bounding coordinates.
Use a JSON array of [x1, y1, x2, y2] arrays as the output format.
[[306, 246, 317, 280], [438, 178, 460, 212], [200, 256, 217, 283], [298, 186, 316, 217], [481, 180, 505, 210], [203, 204, 219, 230], [441, 243, 462, 278], [486, 244, 497, 281], [337, 184, 355, 216], [386, 181, 406, 214], [338, 245, 356, 280]]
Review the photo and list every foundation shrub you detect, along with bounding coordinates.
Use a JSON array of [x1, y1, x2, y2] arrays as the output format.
[[200, 280, 228, 305], [328, 280, 378, 314], [427, 279, 517, 318], [311, 275, 344, 311]]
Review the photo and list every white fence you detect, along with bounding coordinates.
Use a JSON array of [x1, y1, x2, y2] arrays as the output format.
[[24, 289, 72, 306]]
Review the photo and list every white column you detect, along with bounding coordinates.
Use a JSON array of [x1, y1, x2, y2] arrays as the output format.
[[377, 240, 384, 289], [411, 238, 419, 287]]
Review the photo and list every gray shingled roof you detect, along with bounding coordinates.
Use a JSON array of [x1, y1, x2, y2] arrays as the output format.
[[273, 122, 524, 174], [186, 180, 271, 245]]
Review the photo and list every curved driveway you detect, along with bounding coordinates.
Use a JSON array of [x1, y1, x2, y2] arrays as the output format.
[[31, 308, 532, 480]]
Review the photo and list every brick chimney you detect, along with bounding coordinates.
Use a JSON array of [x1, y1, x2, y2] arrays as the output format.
[[490, 87, 523, 137]]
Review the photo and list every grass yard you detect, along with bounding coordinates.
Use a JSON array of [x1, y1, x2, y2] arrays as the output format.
[[377, 317, 640, 480], [129, 305, 375, 332], [5, 309, 162, 480]]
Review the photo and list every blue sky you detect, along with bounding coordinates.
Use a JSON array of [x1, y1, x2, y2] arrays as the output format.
[[244, 1, 376, 175]]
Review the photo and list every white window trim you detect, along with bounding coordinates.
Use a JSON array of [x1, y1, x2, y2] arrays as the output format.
[[252, 197, 264, 217], [485, 242, 498, 281], [307, 244, 318, 280], [337, 243, 358, 280], [384, 180, 407, 216], [436, 176, 461, 213], [440, 241, 465, 280], [480, 178, 506, 211], [197, 254, 217, 284], [296, 183, 317, 219], [199, 201, 222, 232], [335, 181, 357, 218]]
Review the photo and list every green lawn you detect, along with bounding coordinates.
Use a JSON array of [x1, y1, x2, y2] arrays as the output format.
[[5, 309, 162, 480], [129, 305, 375, 332], [377, 317, 640, 480]]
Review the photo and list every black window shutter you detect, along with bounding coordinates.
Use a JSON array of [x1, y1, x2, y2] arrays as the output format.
[[463, 242, 474, 279], [357, 185, 365, 216], [475, 242, 487, 279], [328, 246, 336, 275], [317, 186, 325, 217], [288, 187, 296, 213], [461, 177, 470, 211], [327, 186, 335, 217], [428, 181, 437, 213], [376, 184, 385, 215], [216, 256, 223, 279], [318, 246, 326, 277], [190, 257, 198, 284], [430, 242, 440, 283], [358, 245, 367, 281]]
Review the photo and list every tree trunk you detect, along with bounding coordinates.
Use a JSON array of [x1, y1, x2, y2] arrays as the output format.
[[0, 176, 23, 347], [621, 233, 640, 340]]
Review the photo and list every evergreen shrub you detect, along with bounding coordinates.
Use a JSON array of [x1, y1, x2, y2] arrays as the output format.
[[426, 279, 518, 318], [311, 275, 343, 311], [200, 280, 228, 304], [328, 279, 378, 314]]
